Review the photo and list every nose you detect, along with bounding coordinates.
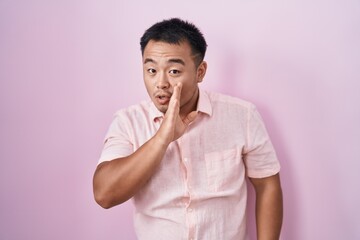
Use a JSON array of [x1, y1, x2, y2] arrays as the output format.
[[156, 73, 170, 89]]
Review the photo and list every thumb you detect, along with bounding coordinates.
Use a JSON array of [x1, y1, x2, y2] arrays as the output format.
[[183, 111, 198, 126]]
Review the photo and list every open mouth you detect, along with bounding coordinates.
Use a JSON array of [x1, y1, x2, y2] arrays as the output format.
[[156, 95, 171, 105]]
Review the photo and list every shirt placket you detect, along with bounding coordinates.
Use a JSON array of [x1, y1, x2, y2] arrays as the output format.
[[178, 138, 196, 240]]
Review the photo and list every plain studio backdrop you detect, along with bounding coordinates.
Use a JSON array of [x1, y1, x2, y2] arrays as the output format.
[[1, 0, 359, 239]]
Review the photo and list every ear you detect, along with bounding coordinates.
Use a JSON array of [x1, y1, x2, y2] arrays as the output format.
[[196, 61, 207, 83]]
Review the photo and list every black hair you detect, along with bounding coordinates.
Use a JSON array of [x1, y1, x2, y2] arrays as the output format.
[[140, 18, 207, 66]]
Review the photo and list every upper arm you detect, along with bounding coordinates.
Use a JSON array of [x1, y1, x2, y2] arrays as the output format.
[[243, 106, 280, 179], [98, 113, 133, 165], [249, 173, 282, 193]]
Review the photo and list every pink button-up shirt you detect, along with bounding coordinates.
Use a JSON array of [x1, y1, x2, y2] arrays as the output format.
[[99, 90, 280, 240]]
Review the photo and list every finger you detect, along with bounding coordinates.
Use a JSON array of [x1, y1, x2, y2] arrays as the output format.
[[176, 82, 182, 102], [165, 97, 179, 120], [165, 83, 181, 116], [172, 82, 182, 103], [165, 83, 181, 119]]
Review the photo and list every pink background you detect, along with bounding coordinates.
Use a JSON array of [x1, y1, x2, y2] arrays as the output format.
[[1, 0, 359, 239]]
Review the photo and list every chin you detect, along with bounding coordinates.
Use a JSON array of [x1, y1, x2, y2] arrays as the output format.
[[157, 105, 168, 114]]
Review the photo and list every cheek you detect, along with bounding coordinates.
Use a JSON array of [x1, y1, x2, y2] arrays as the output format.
[[177, 73, 197, 86], [180, 84, 197, 99], [144, 75, 155, 87]]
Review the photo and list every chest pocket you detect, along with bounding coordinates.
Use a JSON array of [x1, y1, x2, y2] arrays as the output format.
[[205, 147, 243, 192]]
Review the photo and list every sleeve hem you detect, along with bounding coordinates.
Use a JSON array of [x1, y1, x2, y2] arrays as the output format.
[[97, 154, 125, 165], [247, 165, 281, 178]]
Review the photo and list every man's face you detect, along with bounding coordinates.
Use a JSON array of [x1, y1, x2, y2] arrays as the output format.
[[142, 40, 206, 117]]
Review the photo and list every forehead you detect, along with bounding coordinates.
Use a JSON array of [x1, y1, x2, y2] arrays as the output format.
[[143, 40, 193, 62]]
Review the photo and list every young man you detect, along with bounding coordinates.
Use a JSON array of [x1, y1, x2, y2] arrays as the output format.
[[93, 18, 283, 240]]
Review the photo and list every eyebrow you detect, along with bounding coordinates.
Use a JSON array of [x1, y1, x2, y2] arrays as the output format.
[[144, 58, 155, 64], [144, 58, 186, 66], [168, 58, 185, 65]]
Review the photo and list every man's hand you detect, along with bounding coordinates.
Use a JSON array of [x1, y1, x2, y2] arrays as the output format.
[[155, 83, 198, 145], [93, 83, 198, 208]]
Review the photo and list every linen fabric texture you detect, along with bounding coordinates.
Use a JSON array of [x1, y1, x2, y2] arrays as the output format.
[[98, 90, 280, 240]]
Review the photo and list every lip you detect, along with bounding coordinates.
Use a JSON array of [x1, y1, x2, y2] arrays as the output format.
[[155, 92, 172, 105]]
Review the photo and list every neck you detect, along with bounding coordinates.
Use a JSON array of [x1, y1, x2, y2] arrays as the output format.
[[179, 88, 199, 119]]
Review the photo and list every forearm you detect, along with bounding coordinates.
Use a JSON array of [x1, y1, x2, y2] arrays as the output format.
[[93, 83, 197, 209], [251, 174, 283, 240], [93, 134, 169, 209]]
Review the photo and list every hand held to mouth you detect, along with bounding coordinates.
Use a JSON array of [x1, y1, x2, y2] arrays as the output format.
[[155, 83, 198, 146]]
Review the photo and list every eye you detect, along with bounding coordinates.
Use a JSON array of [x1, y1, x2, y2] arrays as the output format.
[[169, 69, 180, 75], [147, 68, 156, 74]]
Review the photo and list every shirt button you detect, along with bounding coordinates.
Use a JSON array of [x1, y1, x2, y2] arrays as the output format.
[[188, 208, 193, 212], [184, 158, 188, 162]]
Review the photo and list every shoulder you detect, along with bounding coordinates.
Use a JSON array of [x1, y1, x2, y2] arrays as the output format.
[[111, 101, 153, 124], [114, 101, 151, 116], [205, 90, 256, 111]]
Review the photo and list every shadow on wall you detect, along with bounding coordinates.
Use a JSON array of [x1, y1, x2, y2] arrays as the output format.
[[250, 105, 299, 240], [216, 50, 299, 240]]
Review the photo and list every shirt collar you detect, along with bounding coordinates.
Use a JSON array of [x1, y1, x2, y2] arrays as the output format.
[[149, 89, 213, 122], [197, 89, 212, 116], [149, 101, 164, 123]]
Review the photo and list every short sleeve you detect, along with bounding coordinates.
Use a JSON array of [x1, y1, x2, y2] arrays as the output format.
[[98, 112, 134, 164], [243, 106, 280, 178]]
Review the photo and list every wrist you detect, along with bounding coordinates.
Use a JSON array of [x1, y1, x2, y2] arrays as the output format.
[[152, 132, 172, 148]]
